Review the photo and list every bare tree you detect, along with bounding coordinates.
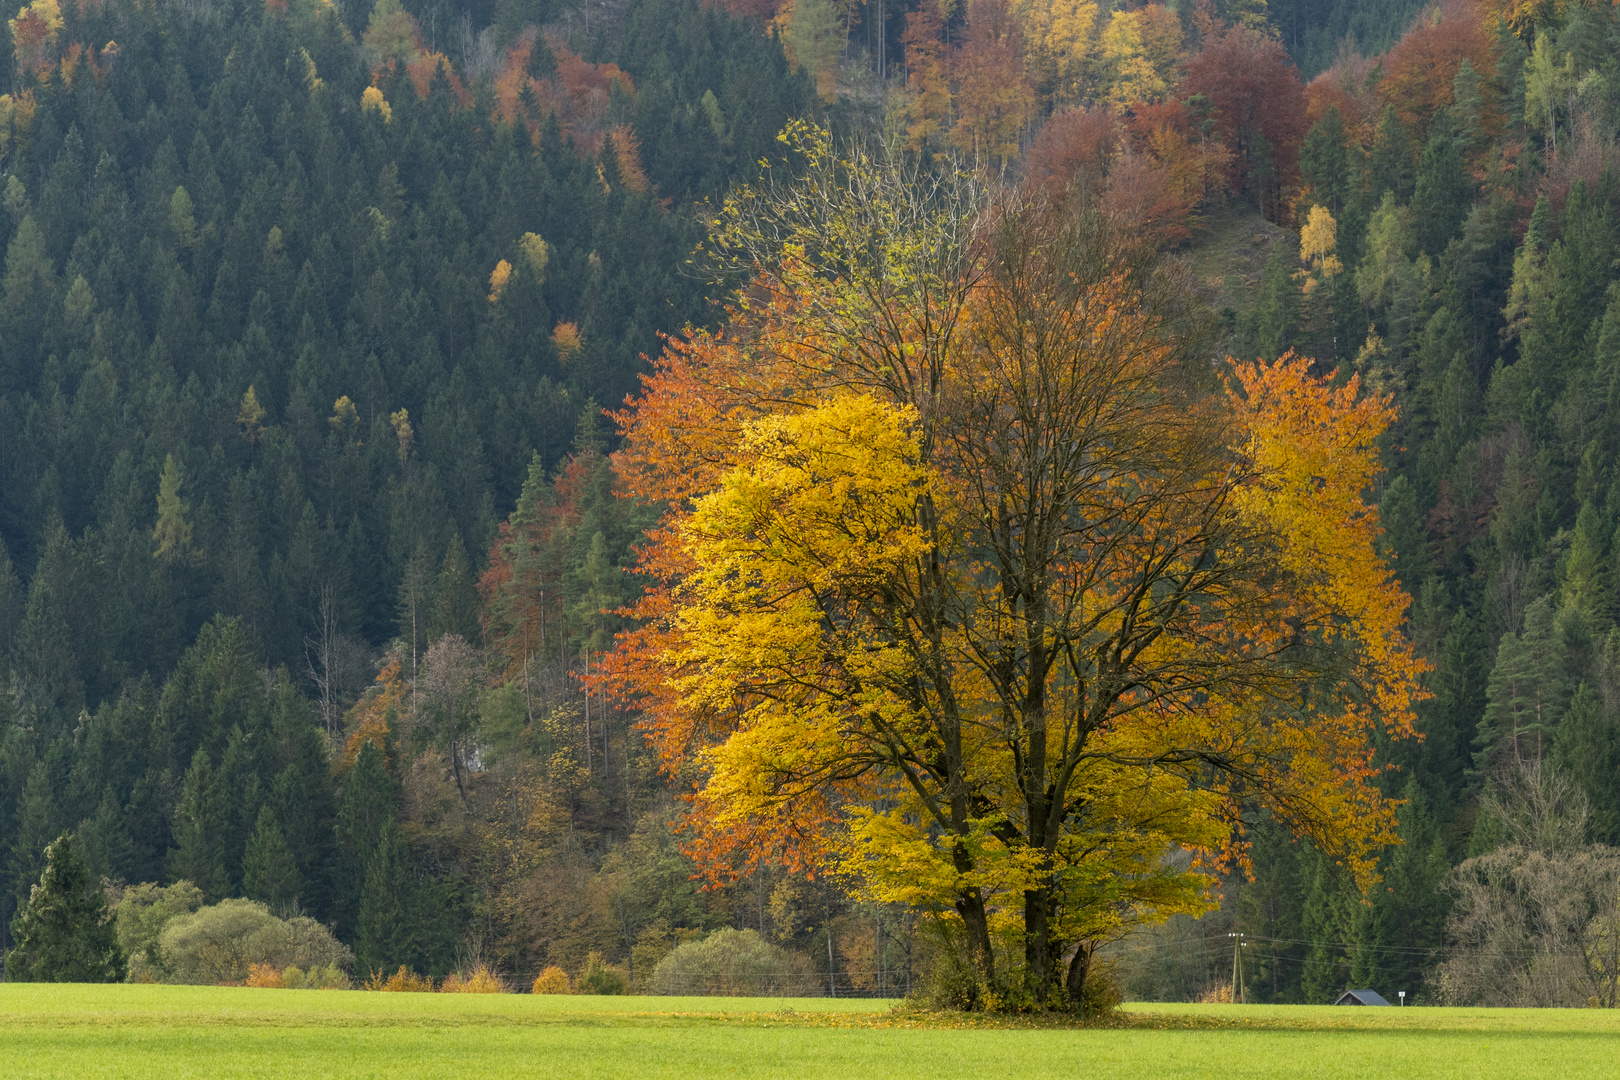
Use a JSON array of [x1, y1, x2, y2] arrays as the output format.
[[1440, 761, 1620, 1007], [421, 634, 486, 805]]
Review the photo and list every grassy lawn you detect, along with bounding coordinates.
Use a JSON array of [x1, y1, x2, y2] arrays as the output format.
[[2, 985, 1615, 1079]]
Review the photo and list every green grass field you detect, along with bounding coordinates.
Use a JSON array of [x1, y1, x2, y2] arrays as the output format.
[[2, 985, 1615, 1079]]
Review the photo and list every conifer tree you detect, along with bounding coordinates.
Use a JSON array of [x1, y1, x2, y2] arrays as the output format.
[[428, 533, 481, 646], [354, 819, 417, 977], [1411, 109, 1471, 258], [242, 804, 300, 912], [1553, 680, 1620, 846], [6, 833, 125, 983], [334, 741, 398, 938], [167, 749, 230, 902], [1367, 106, 1414, 204]]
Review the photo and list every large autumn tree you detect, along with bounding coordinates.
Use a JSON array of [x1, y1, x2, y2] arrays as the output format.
[[603, 125, 1426, 1010]]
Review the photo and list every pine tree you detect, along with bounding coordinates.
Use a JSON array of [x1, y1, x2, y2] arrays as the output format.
[[6, 833, 125, 983], [152, 454, 197, 563], [242, 804, 300, 912], [167, 749, 230, 901], [1298, 853, 1352, 1003], [7, 761, 58, 912], [1347, 779, 1450, 1001]]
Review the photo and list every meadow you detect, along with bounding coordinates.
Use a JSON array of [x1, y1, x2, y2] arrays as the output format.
[[1, 986, 1615, 1079]]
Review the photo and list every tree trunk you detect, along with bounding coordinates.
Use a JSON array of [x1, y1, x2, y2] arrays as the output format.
[[1065, 938, 1095, 1008], [955, 885, 996, 998]]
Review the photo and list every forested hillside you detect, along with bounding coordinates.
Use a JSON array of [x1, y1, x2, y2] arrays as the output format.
[[4, 0, 1620, 1009]]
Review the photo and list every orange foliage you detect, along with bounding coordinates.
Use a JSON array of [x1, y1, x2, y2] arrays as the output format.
[[1025, 106, 1119, 193], [602, 202, 1424, 898], [491, 32, 637, 155], [245, 963, 284, 988], [608, 124, 650, 192], [405, 50, 471, 106], [1182, 26, 1307, 216], [899, 6, 951, 152], [440, 965, 509, 992], [1377, 2, 1497, 141], [10, 0, 61, 80], [340, 652, 407, 770], [950, 0, 1034, 166], [366, 966, 435, 991]]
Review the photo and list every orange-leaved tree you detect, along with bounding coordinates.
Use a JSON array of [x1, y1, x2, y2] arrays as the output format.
[[601, 125, 1426, 1010]]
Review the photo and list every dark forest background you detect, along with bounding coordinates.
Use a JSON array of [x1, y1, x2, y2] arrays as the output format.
[[2, 0, 1619, 1004]]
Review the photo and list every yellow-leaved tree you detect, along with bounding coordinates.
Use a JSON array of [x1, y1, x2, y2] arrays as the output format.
[[603, 125, 1426, 1011]]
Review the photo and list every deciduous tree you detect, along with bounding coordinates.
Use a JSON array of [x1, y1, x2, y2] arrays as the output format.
[[605, 127, 1425, 1009]]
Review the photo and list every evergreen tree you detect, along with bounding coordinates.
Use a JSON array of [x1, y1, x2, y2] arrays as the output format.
[[166, 749, 230, 902], [1367, 106, 1415, 204], [1410, 109, 1471, 259], [1255, 242, 1299, 360], [6, 833, 125, 983], [1552, 680, 1620, 845], [1476, 598, 1565, 777], [428, 533, 482, 646], [1298, 852, 1353, 1003], [334, 740, 398, 938], [242, 804, 301, 912], [354, 819, 417, 977], [1347, 779, 1449, 1001]]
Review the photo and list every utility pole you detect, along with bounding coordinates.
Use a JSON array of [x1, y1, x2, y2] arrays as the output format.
[[1228, 932, 1247, 1004]]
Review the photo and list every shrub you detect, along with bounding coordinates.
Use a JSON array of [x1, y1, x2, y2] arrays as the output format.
[[648, 929, 819, 996], [575, 951, 629, 995], [156, 899, 353, 985], [366, 965, 435, 991], [441, 964, 508, 993], [108, 881, 204, 982], [531, 966, 571, 994], [245, 963, 284, 988], [283, 964, 352, 990]]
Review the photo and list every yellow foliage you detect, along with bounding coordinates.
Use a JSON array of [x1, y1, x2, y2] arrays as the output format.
[[531, 966, 571, 994], [244, 963, 284, 988], [365, 966, 435, 991], [1012, 0, 1098, 101], [551, 321, 581, 363], [518, 232, 550, 280], [440, 965, 509, 993], [360, 85, 392, 123], [1299, 204, 1341, 276], [328, 394, 358, 432], [237, 385, 266, 443], [488, 259, 512, 303]]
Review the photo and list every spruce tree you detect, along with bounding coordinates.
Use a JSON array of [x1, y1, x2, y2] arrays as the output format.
[[1553, 680, 1620, 845], [6, 833, 125, 982], [242, 804, 300, 912], [354, 819, 417, 977], [1253, 241, 1298, 362], [1411, 109, 1471, 258], [1367, 106, 1415, 204], [428, 532, 481, 646], [166, 748, 230, 901], [334, 740, 398, 938]]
